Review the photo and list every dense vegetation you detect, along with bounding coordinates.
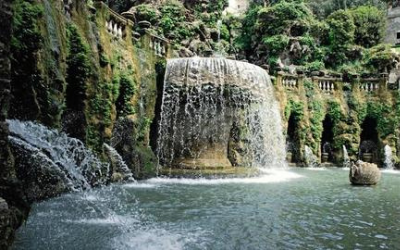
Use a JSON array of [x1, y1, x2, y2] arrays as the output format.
[[236, 0, 397, 74]]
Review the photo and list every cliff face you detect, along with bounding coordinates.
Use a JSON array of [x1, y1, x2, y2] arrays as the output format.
[[9, 0, 168, 178], [0, 0, 170, 247], [0, 0, 30, 248]]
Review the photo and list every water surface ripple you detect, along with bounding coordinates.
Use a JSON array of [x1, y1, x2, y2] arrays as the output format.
[[12, 168, 400, 250]]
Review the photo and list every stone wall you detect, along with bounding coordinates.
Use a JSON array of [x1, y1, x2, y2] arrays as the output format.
[[0, 0, 30, 249], [274, 70, 400, 167], [385, 6, 400, 45]]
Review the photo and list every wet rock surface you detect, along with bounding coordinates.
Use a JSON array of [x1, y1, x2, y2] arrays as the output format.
[[350, 160, 381, 185]]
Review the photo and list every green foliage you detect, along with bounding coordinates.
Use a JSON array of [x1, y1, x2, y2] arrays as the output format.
[[137, 117, 152, 141], [11, 0, 43, 53], [307, 0, 386, 19], [135, 4, 159, 24], [157, 1, 195, 41], [304, 61, 324, 72], [363, 44, 399, 73], [66, 24, 90, 111], [235, 5, 262, 52], [116, 75, 136, 116], [258, 1, 314, 36], [263, 35, 290, 54], [351, 6, 386, 48], [325, 10, 355, 67], [327, 100, 343, 124]]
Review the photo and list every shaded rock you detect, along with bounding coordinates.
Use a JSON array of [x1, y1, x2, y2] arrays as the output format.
[[111, 118, 157, 179], [102, 143, 134, 182], [350, 160, 381, 185], [9, 136, 71, 202], [178, 47, 195, 57]]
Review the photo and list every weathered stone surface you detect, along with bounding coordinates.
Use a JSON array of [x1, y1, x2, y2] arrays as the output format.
[[112, 117, 157, 179], [350, 160, 381, 185], [0, 0, 30, 249], [9, 136, 71, 202]]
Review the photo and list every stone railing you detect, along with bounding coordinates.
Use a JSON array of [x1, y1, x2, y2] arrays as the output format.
[[148, 31, 169, 57], [95, 2, 134, 41], [282, 75, 298, 89], [312, 77, 339, 94], [359, 78, 381, 93]]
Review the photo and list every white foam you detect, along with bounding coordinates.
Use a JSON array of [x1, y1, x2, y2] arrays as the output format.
[[112, 229, 196, 250], [303, 167, 327, 171], [64, 215, 138, 225], [123, 183, 158, 189], [381, 169, 400, 174], [146, 169, 303, 185]]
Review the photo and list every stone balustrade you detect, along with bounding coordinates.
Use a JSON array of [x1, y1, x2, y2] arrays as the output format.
[[359, 79, 380, 93], [105, 20, 124, 39], [95, 2, 135, 42], [282, 76, 298, 89], [314, 78, 338, 93], [149, 33, 169, 57]]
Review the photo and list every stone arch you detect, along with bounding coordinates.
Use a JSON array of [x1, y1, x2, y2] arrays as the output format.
[[286, 112, 301, 163], [359, 116, 379, 163], [321, 115, 334, 163]]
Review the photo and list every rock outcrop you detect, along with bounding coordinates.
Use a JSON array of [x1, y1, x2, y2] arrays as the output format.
[[0, 0, 31, 249], [349, 160, 381, 185]]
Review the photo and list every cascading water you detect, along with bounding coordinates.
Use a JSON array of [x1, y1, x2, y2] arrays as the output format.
[[343, 145, 351, 168], [156, 58, 286, 169], [384, 145, 394, 169], [7, 120, 132, 191], [304, 146, 319, 168]]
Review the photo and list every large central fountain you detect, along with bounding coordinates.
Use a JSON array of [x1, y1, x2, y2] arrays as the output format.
[[156, 58, 286, 169]]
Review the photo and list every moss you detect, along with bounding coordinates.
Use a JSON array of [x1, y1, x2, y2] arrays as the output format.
[[65, 24, 90, 112], [116, 75, 136, 117]]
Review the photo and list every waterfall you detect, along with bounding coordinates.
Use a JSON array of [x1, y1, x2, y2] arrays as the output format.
[[343, 145, 350, 168], [216, 20, 223, 56], [384, 145, 394, 169], [304, 146, 319, 168], [7, 120, 132, 191], [103, 143, 134, 181], [156, 58, 286, 169]]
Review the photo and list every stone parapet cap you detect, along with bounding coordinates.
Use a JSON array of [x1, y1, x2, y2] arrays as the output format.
[[95, 1, 134, 26]]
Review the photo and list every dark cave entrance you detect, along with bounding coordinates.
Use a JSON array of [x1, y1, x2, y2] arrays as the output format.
[[359, 116, 379, 163], [286, 113, 300, 163], [150, 62, 166, 154], [61, 76, 87, 141], [321, 115, 334, 163]]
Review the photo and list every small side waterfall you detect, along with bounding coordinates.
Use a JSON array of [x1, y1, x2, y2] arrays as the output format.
[[103, 143, 134, 181], [384, 145, 394, 169], [304, 146, 319, 168], [7, 120, 133, 192], [156, 58, 286, 169], [343, 145, 351, 168]]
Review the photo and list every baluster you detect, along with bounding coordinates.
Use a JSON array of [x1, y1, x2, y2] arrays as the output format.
[[113, 23, 118, 37], [118, 27, 123, 39], [319, 81, 322, 90], [375, 83, 379, 91], [162, 44, 166, 55], [108, 21, 113, 33]]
